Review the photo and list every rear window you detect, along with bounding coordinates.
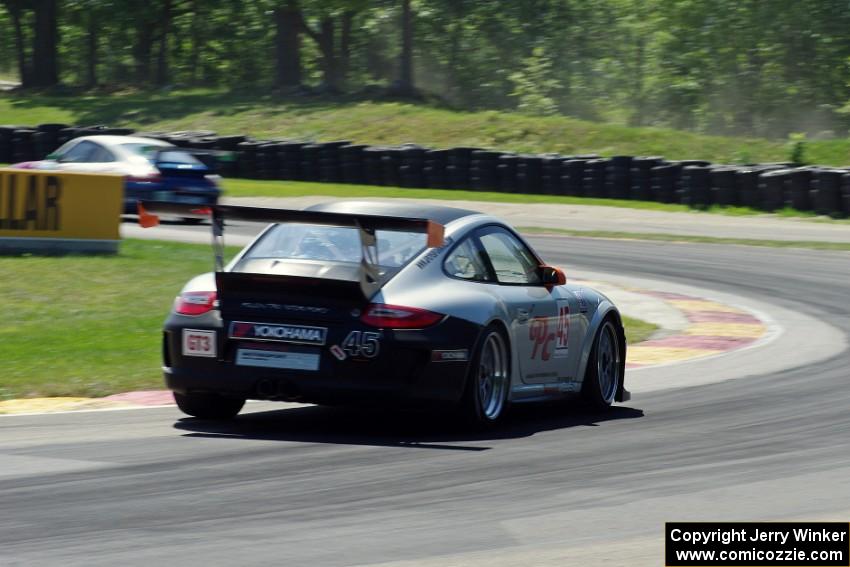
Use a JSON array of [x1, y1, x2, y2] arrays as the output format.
[[121, 144, 202, 166], [238, 223, 427, 275]]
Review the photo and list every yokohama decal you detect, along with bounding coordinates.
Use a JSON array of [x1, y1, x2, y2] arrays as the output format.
[[229, 321, 327, 345]]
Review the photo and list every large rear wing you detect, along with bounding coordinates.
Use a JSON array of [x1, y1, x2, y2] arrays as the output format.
[[137, 200, 445, 298]]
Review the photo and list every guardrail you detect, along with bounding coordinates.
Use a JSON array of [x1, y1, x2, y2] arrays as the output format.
[[2, 124, 849, 217]]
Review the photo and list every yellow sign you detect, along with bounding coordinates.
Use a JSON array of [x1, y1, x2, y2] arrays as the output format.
[[0, 169, 123, 252]]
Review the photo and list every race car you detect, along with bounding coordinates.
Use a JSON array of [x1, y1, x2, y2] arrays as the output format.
[[13, 135, 221, 214], [141, 200, 628, 425]]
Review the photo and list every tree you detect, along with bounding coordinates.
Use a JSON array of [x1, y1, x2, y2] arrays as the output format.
[[2, 0, 30, 86], [274, 0, 303, 89], [32, 0, 59, 87], [395, 0, 414, 95]]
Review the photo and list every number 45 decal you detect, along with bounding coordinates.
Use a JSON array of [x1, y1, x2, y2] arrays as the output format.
[[342, 331, 381, 358]]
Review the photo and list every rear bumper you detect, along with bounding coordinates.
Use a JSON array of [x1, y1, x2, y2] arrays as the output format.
[[163, 315, 481, 407], [123, 181, 220, 214]]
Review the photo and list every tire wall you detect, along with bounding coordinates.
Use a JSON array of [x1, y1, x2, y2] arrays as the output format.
[[2, 124, 847, 217]]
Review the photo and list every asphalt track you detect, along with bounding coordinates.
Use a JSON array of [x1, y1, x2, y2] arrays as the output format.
[[2, 227, 850, 566]]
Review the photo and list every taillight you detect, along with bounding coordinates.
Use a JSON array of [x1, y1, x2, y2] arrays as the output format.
[[127, 172, 162, 184], [360, 303, 444, 329], [174, 291, 217, 316]]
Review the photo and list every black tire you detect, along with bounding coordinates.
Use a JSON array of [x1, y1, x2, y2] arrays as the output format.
[[581, 319, 622, 409], [461, 324, 511, 426], [181, 217, 206, 225], [174, 392, 245, 419]]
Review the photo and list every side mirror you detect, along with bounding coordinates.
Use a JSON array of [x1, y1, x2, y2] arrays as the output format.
[[541, 265, 567, 286]]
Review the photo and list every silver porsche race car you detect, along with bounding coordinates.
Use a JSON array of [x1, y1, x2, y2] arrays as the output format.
[[141, 200, 629, 425]]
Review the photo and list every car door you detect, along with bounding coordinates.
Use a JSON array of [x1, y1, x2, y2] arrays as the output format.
[[475, 226, 561, 384]]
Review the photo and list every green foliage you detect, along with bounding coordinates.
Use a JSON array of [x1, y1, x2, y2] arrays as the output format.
[[3, 1, 850, 138], [787, 133, 808, 166], [509, 47, 562, 116]]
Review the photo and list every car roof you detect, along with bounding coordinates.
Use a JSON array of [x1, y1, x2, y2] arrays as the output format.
[[307, 200, 481, 225], [72, 135, 174, 148]]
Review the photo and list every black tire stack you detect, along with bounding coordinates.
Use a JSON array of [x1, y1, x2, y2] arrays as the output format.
[[811, 168, 844, 217], [399, 145, 427, 188], [561, 158, 588, 196], [3, 122, 850, 217], [583, 159, 609, 198], [447, 147, 477, 189], [497, 154, 519, 193], [363, 147, 386, 186], [424, 149, 450, 189], [757, 169, 791, 211], [11, 128, 38, 162], [317, 141, 351, 183], [630, 156, 663, 201], [471, 150, 502, 191], [679, 165, 712, 207], [840, 173, 850, 217], [340, 144, 367, 184], [606, 156, 633, 199], [710, 166, 739, 206], [0, 126, 24, 163], [650, 163, 679, 203]]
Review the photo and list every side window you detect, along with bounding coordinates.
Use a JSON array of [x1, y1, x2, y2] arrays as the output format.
[[478, 228, 542, 285], [444, 238, 491, 281], [59, 141, 98, 163], [90, 145, 116, 163]]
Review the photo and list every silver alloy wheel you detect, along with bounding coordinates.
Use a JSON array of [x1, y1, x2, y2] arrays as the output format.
[[478, 331, 509, 420], [596, 321, 621, 404]]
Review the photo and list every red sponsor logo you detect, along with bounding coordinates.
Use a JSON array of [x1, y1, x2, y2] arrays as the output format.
[[529, 317, 554, 361], [555, 305, 569, 354]]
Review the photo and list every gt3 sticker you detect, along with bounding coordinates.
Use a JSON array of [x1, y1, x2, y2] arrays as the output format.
[[182, 329, 217, 358]]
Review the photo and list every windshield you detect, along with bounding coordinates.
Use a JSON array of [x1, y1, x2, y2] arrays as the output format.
[[236, 223, 427, 278]]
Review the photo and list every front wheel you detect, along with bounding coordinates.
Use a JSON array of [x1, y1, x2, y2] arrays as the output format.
[[462, 325, 511, 426], [581, 319, 622, 409], [174, 392, 245, 419]]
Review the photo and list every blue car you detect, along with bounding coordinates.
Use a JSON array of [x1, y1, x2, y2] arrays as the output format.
[[14, 135, 222, 214]]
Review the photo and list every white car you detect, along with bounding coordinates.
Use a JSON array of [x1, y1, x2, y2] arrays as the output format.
[[14, 135, 221, 213]]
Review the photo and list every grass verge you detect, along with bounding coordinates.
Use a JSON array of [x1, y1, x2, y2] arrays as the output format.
[[222, 179, 850, 222], [0, 238, 659, 400], [3, 89, 850, 165], [0, 239, 235, 400], [621, 316, 657, 346], [520, 227, 850, 251]]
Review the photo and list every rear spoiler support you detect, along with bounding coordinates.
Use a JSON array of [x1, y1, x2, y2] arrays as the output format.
[[137, 200, 445, 299]]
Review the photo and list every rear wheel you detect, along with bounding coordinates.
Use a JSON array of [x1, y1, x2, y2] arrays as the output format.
[[173, 392, 245, 419], [581, 319, 621, 409], [462, 325, 510, 426]]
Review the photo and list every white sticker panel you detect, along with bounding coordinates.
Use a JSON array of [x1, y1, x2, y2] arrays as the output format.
[[236, 348, 319, 371]]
